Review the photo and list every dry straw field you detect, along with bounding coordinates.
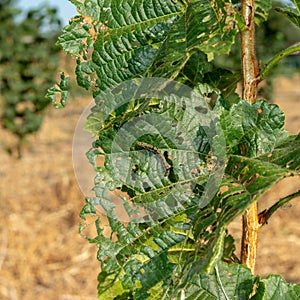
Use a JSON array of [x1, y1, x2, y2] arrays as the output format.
[[0, 75, 299, 299]]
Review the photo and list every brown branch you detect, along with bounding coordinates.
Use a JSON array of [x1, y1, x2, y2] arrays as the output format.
[[240, 0, 260, 274], [241, 202, 260, 273], [240, 0, 260, 103]]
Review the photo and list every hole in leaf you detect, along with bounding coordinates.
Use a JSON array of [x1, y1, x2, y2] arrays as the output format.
[[171, 60, 180, 66], [111, 232, 118, 242], [143, 183, 151, 192], [195, 106, 208, 114], [131, 164, 139, 173], [286, 160, 294, 168], [244, 173, 259, 186], [96, 155, 104, 167]]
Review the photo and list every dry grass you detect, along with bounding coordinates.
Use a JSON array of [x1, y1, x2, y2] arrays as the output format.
[[0, 96, 98, 299], [0, 75, 299, 299]]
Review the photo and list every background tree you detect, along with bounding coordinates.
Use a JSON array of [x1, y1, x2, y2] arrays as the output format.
[[0, 0, 61, 157]]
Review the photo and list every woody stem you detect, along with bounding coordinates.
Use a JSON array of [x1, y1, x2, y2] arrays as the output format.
[[240, 0, 260, 273]]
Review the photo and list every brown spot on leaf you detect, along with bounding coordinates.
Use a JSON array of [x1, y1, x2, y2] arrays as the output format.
[[219, 185, 229, 194]]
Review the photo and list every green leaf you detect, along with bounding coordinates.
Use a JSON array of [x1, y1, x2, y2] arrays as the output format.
[[252, 275, 300, 300], [181, 51, 212, 86], [172, 262, 300, 300], [275, 7, 300, 28], [189, 177, 251, 274], [220, 100, 288, 157], [172, 262, 257, 300], [190, 134, 300, 275], [58, 1, 242, 93], [135, 251, 176, 300], [85, 212, 190, 298], [148, 14, 191, 79], [259, 134, 300, 171], [80, 80, 230, 298], [81, 77, 299, 298], [149, 0, 239, 78], [58, 0, 183, 92], [69, 0, 101, 21], [57, 19, 92, 55], [86, 87, 224, 219], [204, 69, 241, 101], [46, 72, 70, 108], [293, 0, 300, 14], [255, 0, 272, 25], [226, 154, 295, 197], [186, 1, 238, 55]]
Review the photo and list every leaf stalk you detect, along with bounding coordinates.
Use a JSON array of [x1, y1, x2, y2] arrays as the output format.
[[258, 190, 300, 226], [260, 42, 300, 80]]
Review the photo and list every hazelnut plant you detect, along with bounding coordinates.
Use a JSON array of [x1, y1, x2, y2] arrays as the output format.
[[48, 0, 300, 298]]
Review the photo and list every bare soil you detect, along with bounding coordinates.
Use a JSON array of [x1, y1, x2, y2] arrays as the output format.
[[0, 75, 299, 299]]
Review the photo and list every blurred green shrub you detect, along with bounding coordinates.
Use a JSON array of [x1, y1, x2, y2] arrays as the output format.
[[0, 0, 61, 157]]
